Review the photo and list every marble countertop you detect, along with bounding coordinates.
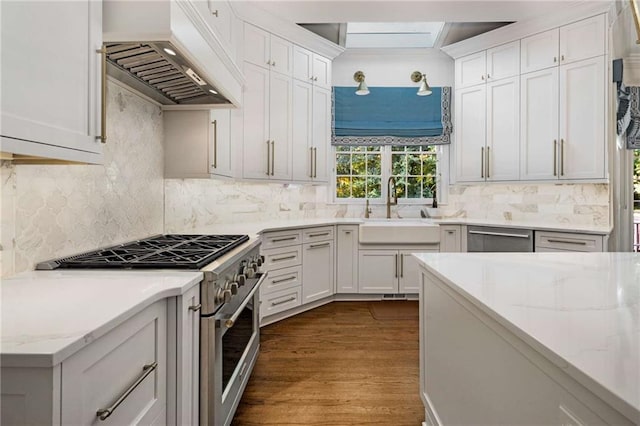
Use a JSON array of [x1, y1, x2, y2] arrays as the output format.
[[414, 252, 640, 421], [1, 270, 203, 368]]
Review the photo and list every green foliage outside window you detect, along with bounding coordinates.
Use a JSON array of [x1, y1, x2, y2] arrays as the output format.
[[391, 146, 437, 198], [336, 146, 382, 198]]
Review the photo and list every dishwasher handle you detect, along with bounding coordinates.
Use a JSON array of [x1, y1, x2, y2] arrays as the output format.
[[468, 230, 531, 239]]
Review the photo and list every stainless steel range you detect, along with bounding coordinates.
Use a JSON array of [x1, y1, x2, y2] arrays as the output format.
[[36, 234, 266, 426]]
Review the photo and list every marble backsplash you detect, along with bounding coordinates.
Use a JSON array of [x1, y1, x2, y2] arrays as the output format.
[[1, 81, 165, 277]]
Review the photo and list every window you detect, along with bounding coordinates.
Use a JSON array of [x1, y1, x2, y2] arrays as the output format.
[[334, 145, 442, 203]]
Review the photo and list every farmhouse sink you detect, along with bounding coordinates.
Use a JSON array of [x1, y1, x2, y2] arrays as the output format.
[[359, 220, 440, 244]]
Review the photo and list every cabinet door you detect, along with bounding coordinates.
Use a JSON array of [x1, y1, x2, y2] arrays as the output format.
[[1, 0, 103, 163], [206, 1, 234, 49], [336, 225, 359, 293], [177, 286, 200, 426], [559, 56, 605, 180], [455, 85, 486, 182], [455, 51, 486, 88], [61, 301, 166, 425], [486, 41, 520, 82], [293, 45, 313, 82], [302, 240, 335, 303], [292, 80, 313, 181], [520, 67, 559, 180], [398, 251, 422, 293], [209, 109, 233, 178], [312, 54, 332, 89], [244, 23, 270, 68], [270, 35, 293, 76], [520, 28, 559, 73], [559, 15, 605, 65], [269, 72, 293, 180], [486, 76, 520, 181], [242, 62, 270, 179], [312, 86, 331, 182], [358, 250, 398, 294], [440, 225, 462, 252]]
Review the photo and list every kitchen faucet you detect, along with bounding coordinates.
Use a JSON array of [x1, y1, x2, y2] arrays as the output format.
[[386, 176, 397, 219]]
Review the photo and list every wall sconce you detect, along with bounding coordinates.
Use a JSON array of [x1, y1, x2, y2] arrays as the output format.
[[411, 71, 432, 96], [353, 71, 370, 96]]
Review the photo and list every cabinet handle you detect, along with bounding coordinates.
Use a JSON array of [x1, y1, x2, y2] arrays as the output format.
[[96, 362, 158, 421], [313, 147, 318, 178], [266, 140, 270, 176], [267, 60, 272, 66], [480, 147, 484, 178], [272, 296, 296, 306], [272, 255, 297, 262], [314, 77, 318, 82], [272, 236, 297, 242], [561, 54, 565, 61], [212, 119, 218, 169], [469, 230, 530, 239], [188, 304, 202, 312], [547, 239, 587, 245], [486, 146, 490, 179], [560, 139, 565, 176], [211, 9, 218, 17], [487, 73, 491, 79], [394, 254, 398, 278], [553, 140, 557, 176], [96, 46, 107, 144], [344, 231, 351, 234], [447, 230, 454, 234], [272, 60, 276, 67], [309, 147, 314, 178], [553, 56, 557, 63], [310, 76, 314, 81], [308, 232, 330, 238], [481, 74, 485, 80], [272, 275, 296, 284], [309, 242, 330, 249], [271, 140, 275, 176], [400, 254, 404, 278]]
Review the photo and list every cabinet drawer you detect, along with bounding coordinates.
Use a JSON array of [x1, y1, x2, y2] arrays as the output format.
[[262, 265, 302, 295], [263, 245, 302, 270], [535, 231, 603, 252], [261, 286, 302, 318], [261, 229, 302, 249], [302, 226, 334, 243], [61, 301, 166, 425]]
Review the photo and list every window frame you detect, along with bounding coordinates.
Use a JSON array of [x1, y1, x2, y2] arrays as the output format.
[[331, 144, 449, 205]]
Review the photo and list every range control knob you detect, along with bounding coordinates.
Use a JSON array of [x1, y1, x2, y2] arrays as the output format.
[[246, 265, 256, 278], [215, 288, 232, 304], [254, 255, 264, 266], [234, 273, 246, 287], [227, 282, 239, 295]]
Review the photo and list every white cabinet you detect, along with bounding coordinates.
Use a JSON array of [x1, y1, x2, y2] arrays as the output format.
[[520, 29, 560, 74], [302, 238, 335, 303], [535, 231, 605, 252], [0, 0, 103, 164], [175, 285, 200, 426], [455, 77, 519, 182], [336, 225, 359, 293], [293, 45, 332, 90], [244, 23, 293, 76], [164, 109, 233, 179], [439, 225, 463, 252], [359, 247, 437, 294], [242, 62, 293, 180], [456, 41, 519, 89], [61, 301, 167, 425]]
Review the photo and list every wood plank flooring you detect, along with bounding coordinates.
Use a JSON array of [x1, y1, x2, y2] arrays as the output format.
[[232, 301, 423, 426]]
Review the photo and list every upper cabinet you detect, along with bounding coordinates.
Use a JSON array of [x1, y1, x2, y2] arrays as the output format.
[[244, 24, 293, 76], [455, 41, 519, 89], [0, 0, 104, 164], [293, 46, 332, 90], [521, 14, 605, 74]]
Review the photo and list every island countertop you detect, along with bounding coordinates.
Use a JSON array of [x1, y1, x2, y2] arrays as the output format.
[[414, 252, 640, 422]]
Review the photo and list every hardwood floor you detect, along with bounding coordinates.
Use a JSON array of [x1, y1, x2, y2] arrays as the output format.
[[232, 301, 423, 426]]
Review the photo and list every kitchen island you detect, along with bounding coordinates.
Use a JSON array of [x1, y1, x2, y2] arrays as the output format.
[[415, 253, 639, 426]]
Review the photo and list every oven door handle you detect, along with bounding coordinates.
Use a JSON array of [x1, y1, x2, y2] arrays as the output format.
[[217, 272, 267, 329]]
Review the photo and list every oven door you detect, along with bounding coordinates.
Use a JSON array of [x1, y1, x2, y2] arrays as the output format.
[[201, 272, 266, 426]]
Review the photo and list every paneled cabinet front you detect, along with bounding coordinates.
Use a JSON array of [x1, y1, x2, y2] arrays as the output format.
[[1, 0, 104, 163], [244, 24, 293, 76], [336, 225, 359, 293], [175, 285, 200, 426], [302, 239, 335, 303]]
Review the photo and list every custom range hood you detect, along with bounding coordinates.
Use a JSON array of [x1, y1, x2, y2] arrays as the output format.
[[103, 0, 243, 107]]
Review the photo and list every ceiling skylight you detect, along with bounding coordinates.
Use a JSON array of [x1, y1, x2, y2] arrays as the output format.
[[345, 22, 445, 48]]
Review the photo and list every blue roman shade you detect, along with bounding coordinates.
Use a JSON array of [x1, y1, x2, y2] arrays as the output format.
[[332, 86, 452, 146]]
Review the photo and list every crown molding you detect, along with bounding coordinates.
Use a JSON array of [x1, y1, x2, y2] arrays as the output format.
[[231, 2, 345, 59], [441, 1, 612, 59]]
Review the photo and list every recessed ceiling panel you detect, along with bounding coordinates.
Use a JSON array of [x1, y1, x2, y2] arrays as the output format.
[[345, 22, 444, 48]]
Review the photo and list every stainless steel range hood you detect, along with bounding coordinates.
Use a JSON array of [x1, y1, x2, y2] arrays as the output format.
[[105, 41, 229, 105]]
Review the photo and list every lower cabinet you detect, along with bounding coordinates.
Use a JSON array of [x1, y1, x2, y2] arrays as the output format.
[[535, 230, 606, 252], [439, 225, 463, 252], [336, 225, 358, 293], [175, 285, 200, 426], [359, 247, 438, 294], [302, 238, 335, 303]]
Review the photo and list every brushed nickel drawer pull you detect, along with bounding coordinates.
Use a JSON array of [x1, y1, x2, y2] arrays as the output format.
[[313, 147, 318, 178], [309, 242, 330, 249], [469, 230, 530, 239], [400, 254, 404, 278], [96, 46, 107, 144], [265, 140, 270, 176], [212, 119, 218, 169], [271, 236, 297, 243], [272, 255, 297, 262], [188, 304, 202, 312], [308, 232, 330, 238], [395, 254, 398, 278], [480, 147, 484, 179], [486, 146, 490, 179], [560, 139, 565, 176], [310, 147, 314, 178], [553, 140, 557, 176], [271, 141, 275, 176], [272, 296, 296, 306], [546, 239, 587, 245], [96, 361, 158, 421], [272, 276, 296, 284]]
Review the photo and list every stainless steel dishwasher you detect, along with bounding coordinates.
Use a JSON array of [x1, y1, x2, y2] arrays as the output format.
[[467, 226, 534, 252]]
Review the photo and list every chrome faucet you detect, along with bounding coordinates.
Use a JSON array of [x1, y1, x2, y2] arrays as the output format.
[[386, 176, 397, 219]]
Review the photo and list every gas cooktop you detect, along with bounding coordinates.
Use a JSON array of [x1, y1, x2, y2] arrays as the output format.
[[36, 234, 250, 270]]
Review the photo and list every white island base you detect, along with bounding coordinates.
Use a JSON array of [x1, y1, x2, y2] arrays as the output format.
[[416, 253, 639, 426]]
